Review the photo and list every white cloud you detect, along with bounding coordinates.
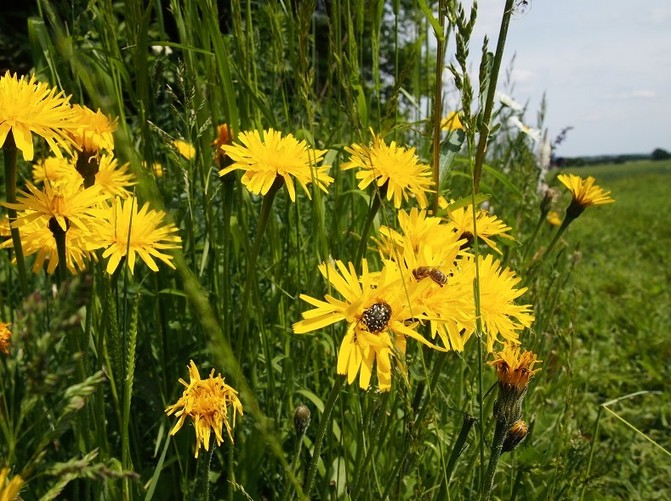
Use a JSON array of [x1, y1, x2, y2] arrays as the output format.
[[602, 90, 657, 100]]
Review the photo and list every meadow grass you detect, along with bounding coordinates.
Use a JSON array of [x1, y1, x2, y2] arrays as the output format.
[[1, 1, 669, 500]]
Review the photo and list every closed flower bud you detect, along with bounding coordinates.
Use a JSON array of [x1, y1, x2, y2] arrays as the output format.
[[293, 404, 311, 436], [502, 419, 529, 453]]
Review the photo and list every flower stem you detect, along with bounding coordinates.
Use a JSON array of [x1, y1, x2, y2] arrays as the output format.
[[472, 0, 515, 193], [542, 215, 573, 260], [482, 418, 509, 499], [2, 132, 28, 296], [241, 177, 283, 319], [304, 376, 345, 496], [355, 188, 382, 267], [196, 446, 215, 501]]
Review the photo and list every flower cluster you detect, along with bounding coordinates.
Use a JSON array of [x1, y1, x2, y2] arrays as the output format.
[[294, 203, 534, 391], [0, 72, 182, 276]]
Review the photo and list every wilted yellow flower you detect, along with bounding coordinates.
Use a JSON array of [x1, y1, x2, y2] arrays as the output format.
[[219, 128, 332, 202], [92, 196, 181, 275], [0, 323, 11, 355], [172, 139, 196, 160], [342, 132, 433, 209], [557, 173, 614, 218], [213, 123, 235, 168], [488, 342, 541, 390], [0, 71, 77, 161], [441, 111, 464, 131], [166, 360, 243, 458]]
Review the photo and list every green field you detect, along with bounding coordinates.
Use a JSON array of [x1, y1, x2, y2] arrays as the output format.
[[554, 161, 671, 498]]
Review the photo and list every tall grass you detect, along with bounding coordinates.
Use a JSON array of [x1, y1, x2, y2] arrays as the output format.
[[1, 1, 669, 500]]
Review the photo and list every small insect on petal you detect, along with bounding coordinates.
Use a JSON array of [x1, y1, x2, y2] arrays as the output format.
[[360, 301, 392, 333]]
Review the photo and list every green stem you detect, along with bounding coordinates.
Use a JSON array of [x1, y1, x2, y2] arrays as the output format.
[[482, 418, 509, 499], [196, 446, 215, 501], [447, 413, 476, 482], [241, 177, 283, 320], [350, 393, 390, 500], [3, 133, 28, 296], [122, 295, 139, 500], [431, 0, 448, 214], [355, 188, 382, 267], [542, 215, 573, 260], [304, 376, 345, 496], [472, 0, 515, 193]]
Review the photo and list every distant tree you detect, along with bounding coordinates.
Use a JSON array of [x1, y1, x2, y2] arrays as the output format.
[[651, 148, 671, 161]]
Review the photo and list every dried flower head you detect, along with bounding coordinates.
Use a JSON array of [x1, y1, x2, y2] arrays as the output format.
[[166, 360, 243, 458]]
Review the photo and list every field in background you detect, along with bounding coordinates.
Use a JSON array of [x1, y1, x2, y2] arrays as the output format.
[[556, 160, 671, 496]]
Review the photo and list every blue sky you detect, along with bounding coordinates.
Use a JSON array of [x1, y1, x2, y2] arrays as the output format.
[[468, 0, 671, 157]]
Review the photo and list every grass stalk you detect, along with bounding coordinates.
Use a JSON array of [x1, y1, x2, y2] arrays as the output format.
[[472, 0, 515, 193]]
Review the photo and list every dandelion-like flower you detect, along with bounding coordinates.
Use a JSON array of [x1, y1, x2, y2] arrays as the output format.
[[68, 104, 117, 153], [4, 177, 106, 233], [165, 360, 243, 458], [1, 220, 98, 275], [441, 111, 464, 131], [0, 71, 78, 161], [293, 260, 439, 391], [92, 196, 182, 275], [557, 173, 614, 218], [445, 204, 515, 254], [342, 133, 433, 209], [219, 128, 332, 202], [0, 323, 11, 355], [172, 139, 196, 160], [0, 467, 23, 499], [94, 154, 136, 198], [32, 156, 77, 184], [465, 255, 534, 351]]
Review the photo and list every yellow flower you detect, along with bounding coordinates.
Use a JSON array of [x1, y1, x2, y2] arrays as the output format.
[[377, 208, 458, 261], [0, 71, 78, 161], [68, 104, 117, 153], [441, 111, 464, 131], [94, 154, 136, 198], [93, 196, 181, 275], [547, 210, 562, 227], [466, 255, 534, 351], [219, 128, 332, 202], [557, 173, 614, 218], [165, 360, 243, 458], [32, 156, 77, 184], [0, 323, 11, 355], [293, 260, 440, 391], [172, 139, 196, 160], [1, 220, 98, 275], [342, 133, 433, 209], [488, 342, 541, 390], [0, 467, 23, 500], [445, 204, 515, 254], [4, 177, 106, 233]]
